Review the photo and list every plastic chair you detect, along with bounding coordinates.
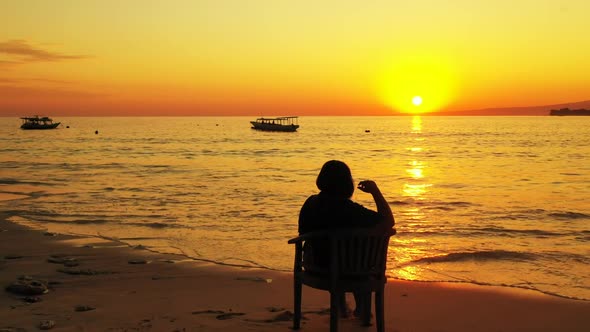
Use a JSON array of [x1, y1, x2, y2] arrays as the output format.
[[288, 227, 396, 332]]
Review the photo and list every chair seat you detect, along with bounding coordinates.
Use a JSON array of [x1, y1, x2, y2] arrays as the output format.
[[300, 272, 386, 292]]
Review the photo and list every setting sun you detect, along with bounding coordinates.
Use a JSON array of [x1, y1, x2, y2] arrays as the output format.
[[376, 53, 456, 114], [412, 96, 423, 106]]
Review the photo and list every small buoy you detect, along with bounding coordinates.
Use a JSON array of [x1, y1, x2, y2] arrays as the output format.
[[365, 130, 370, 133], [95, 130, 99, 135]]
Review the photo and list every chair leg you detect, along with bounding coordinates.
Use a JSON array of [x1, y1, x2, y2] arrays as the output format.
[[330, 291, 339, 332], [361, 292, 372, 326], [293, 277, 302, 330], [375, 290, 384, 332]]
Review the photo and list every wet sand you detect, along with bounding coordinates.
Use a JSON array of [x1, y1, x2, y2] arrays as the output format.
[[1, 212, 588, 331]]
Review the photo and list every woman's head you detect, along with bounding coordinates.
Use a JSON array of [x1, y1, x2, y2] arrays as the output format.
[[316, 160, 354, 198]]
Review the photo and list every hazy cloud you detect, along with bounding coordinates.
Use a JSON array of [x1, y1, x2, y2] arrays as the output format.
[[0, 40, 89, 65], [0, 85, 105, 99], [29, 77, 76, 85], [0, 77, 19, 83], [0, 77, 77, 85], [0, 59, 22, 66]]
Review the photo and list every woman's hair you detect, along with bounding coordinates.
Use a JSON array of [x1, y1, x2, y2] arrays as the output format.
[[316, 160, 354, 198]]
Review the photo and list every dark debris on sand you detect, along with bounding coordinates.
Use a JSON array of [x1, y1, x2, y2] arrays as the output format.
[[74, 305, 96, 312], [191, 310, 225, 315], [5, 276, 49, 296], [57, 268, 112, 275], [215, 312, 246, 320], [38, 320, 55, 330], [3, 255, 23, 260], [47, 255, 79, 267], [0, 327, 28, 332], [191, 309, 246, 320], [264, 310, 294, 322], [266, 306, 285, 312], [245, 310, 299, 324], [23, 296, 42, 303]]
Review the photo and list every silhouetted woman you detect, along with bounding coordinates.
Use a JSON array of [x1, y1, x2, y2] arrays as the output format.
[[298, 160, 395, 317]]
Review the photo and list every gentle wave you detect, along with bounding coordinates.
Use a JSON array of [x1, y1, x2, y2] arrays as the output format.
[[548, 211, 590, 220], [0, 178, 56, 186], [480, 209, 590, 221], [403, 250, 537, 265], [390, 199, 474, 207], [542, 251, 590, 264], [16, 215, 187, 229], [472, 226, 565, 237], [397, 227, 570, 239]]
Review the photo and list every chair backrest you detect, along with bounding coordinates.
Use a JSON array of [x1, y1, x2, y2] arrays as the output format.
[[292, 228, 395, 285], [329, 228, 394, 280]]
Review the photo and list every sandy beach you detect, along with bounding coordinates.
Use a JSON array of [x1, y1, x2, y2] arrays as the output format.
[[1, 212, 588, 332]]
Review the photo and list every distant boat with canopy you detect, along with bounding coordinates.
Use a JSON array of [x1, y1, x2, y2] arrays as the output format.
[[250, 116, 299, 132], [20, 116, 61, 130]]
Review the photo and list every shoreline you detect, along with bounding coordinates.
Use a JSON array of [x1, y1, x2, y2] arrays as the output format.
[[1, 213, 589, 331], [15, 222, 590, 304], [7, 209, 587, 303]]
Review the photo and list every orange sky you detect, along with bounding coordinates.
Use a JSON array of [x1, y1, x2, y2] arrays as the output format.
[[1, 0, 589, 116]]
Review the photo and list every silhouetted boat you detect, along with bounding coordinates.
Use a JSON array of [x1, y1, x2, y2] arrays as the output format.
[[250, 116, 299, 132], [549, 108, 590, 116], [20, 116, 61, 130]]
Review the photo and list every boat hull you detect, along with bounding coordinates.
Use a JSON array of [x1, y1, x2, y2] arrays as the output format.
[[21, 122, 61, 130], [250, 122, 299, 132]]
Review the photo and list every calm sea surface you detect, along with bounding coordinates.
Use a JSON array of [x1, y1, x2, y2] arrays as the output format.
[[1, 116, 589, 300]]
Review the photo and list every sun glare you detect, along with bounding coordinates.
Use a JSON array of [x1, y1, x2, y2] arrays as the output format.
[[376, 53, 455, 114], [412, 96, 423, 106]]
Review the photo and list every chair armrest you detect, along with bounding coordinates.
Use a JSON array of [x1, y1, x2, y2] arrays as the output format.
[[288, 228, 396, 244], [388, 228, 397, 237], [287, 236, 303, 244], [288, 230, 332, 244]]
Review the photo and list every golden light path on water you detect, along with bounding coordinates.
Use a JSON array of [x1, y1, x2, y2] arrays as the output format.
[[403, 116, 431, 199], [390, 115, 434, 280]]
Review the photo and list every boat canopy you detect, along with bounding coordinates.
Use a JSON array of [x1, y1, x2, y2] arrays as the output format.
[[254, 116, 298, 124], [21, 116, 53, 121]]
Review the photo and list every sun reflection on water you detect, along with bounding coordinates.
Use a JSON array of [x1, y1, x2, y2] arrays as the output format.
[[402, 183, 432, 197], [392, 266, 423, 281], [393, 115, 433, 280], [405, 167, 423, 179], [388, 237, 433, 280], [406, 160, 426, 179], [411, 115, 422, 133], [403, 116, 431, 200]]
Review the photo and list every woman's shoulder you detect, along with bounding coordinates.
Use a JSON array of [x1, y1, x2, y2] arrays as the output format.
[[303, 194, 320, 203], [301, 194, 320, 210]]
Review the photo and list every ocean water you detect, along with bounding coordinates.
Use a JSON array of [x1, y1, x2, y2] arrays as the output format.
[[1, 116, 589, 300]]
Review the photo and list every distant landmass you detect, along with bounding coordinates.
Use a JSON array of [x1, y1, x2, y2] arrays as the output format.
[[549, 108, 590, 116], [427, 100, 590, 116]]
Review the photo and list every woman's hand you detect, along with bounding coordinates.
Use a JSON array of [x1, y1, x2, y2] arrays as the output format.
[[357, 180, 380, 194], [358, 180, 395, 227]]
